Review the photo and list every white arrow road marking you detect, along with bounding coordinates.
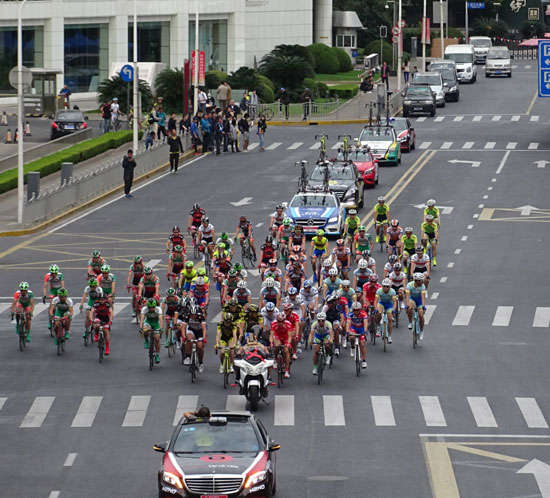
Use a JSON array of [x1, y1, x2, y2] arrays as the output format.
[[230, 197, 253, 207], [517, 205, 538, 216], [448, 159, 480, 167], [534, 160, 550, 168], [511, 115, 520, 121], [517, 459, 550, 497], [412, 203, 453, 214], [529, 142, 539, 149], [145, 259, 161, 269]]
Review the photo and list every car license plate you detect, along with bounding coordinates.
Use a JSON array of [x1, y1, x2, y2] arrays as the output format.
[[495, 70, 501, 74], [413, 107, 423, 111], [201, 495, 228, 498], [65, 124, 75, 129]]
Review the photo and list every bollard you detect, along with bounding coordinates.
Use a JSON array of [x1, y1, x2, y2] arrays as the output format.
[[60, 162, 73, 186], [26, 171, 40, 201], [24, 121, 31, 136], [0, 112, 7, 126], [4, 129, 12, 143]]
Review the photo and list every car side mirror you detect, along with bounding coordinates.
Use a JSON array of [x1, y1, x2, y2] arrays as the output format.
[[84, 116, 89, 121], [153, 442, 166, 453], [269, 441, 281, 452]]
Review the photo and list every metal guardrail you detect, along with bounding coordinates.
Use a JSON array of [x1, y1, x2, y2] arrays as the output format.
[[510, 47, 537, 60], [256, 101, 342, 122]]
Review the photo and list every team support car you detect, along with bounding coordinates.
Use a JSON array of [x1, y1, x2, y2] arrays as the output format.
[[402, 85, 436, 118], [307, 161, 365, 207], [346, 148, 378, 187], [50, 109, 87, 140], [358, 125, 401, 166], [154, 411, 280, 497], [389, 117, 416, 152], [285, 190, 348, 237]]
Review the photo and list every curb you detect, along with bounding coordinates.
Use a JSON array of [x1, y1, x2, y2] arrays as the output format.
[[0, 150, 195, 237], [268, 119, 369, 126]]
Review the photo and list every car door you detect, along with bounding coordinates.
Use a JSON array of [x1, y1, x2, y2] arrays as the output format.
[[256, 419, 276, 477], [407, 118, 415, 146]]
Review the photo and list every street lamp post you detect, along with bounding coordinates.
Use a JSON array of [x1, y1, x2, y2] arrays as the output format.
[[17, 0, 27, 225], [193, 2, 199, 114], [133, 0, 138, 153], [397, 0, 403, 91]]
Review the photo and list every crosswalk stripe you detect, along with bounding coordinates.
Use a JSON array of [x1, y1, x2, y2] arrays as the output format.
[[452, 305, 475, 326], [310, 142, 321, 150], [122, 395, 151, 427], [274, 395, 295, 426], [248, 143, 259, 150], [20, 396, 55, 428], [0, 397, 7, 411], [530, 115, 540, 122], [145, 259, 161, 269], [528, 142, 539, 150], [492, 306, 513, 327], [209, 311, 222, 324], [416, 117, 427, 122], [48, 492, 60, 498], [248, 269, 260, 277], [491, 115, 501, 121], [533, 307, 550, 327], [506, 142, 517, 149], [0, 303, 10, 315], [424, 305, 437, 325], [473, 115, 482, 122], [32, 303, 49, 317], [114, 303, 130, 316], [526, 65, 532, 69], [441, 142, 452, 149], [419, 141, 431, 149], [516, 397, 549, 428], [434, 116, 444, 122], [173, 395, 198, 426], [371, 395, 396, 426], [331, 142, 342, 150], [64, 453, 78, 467], [467, 396, 497, 427], [287, 142, 303, 150], [266, 142, 282, 150], [226, 395, 247, 411], [511, 115, 520, 121], [323, 395, 345, 426], [71, 396, 102, 428], [419, 396, 447, 427], [463, 141, 474, 149], [484, 142, 496, 149], [453, 116, 463, 122]]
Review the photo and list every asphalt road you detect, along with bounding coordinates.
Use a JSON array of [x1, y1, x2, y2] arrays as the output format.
[[0, 61, 549, 498]]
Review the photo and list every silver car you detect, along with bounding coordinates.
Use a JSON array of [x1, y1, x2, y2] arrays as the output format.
[[485, 46, 512, 78], [411, 72, 446, 107]]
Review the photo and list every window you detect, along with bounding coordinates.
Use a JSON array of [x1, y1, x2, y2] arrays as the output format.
[[128, 22, 170, 64], [189, 20, 228, 72], [336, 35, 344, 47]]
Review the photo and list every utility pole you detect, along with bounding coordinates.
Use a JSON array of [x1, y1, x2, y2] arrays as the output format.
[[17, 0, 27, 224], [193, 3, 199, 114], [465, 1, 469, 43], [397, 0, 403, 90], [440, 0, 445, 59], [422, 0, 427, 70], [133, 0, 138, 153]]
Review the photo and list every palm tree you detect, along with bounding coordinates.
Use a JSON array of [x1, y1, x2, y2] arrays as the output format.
[[259, 54, 313, 89], [97, 75, 153, 114], [154, 68, 185, 113]]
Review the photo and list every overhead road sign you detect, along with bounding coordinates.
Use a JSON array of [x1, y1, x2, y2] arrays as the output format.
[[538, 40, 550, 97]]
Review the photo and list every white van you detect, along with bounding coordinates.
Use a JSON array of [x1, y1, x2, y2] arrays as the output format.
[[485, 46, 512, 77], [444, 45, 477, 83], [469, 36, 492, 64]]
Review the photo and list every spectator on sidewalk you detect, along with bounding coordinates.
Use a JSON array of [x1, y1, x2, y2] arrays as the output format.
[[249, 90, 258, 120], [201, 113, 212, 154], [167, 113, 177, 135], [238, 113, 250, 151], [229, 118, 239, 152], [222, 114, 231, 152], [381, 62, 390, 90], [411, 65, 419, 77], [157, 107, 167, 142], [214, 115, 225, 155], [144, 130, 155, 150], [301, 87, 313, 121], [59, 85, 71, 108], [216, 81, 229, 110], [110, 98, 120, 129], [257, 114, 267, 151], [122, 149, 137, 198], [190, 117, 202, 155], [167, 128, 184, 173], [198, 88, 208, 113], [278, 88, 290, 120], [403, 61, 410, 85], [179, 113, 191, 135], [225, 81, 232, 104], [101, 100, 112, 134]]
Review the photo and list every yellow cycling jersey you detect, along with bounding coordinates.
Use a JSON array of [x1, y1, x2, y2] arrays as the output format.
[[424, 207, 440, 219], [374, 203, 390, 216], [179, 269, 197, 283], [312, 236, 328, 251]]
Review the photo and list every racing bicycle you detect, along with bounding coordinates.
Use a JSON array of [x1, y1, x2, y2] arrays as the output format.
[[296, 160, 308, 192], [349, 333, 362, 377], [380, 309, 390, 352], [164, 318, 178, 358], [240, 237, 255, 269], [338, 135, 352, 162], [187, 339, 201, 383], [315, 134, 328, 162], [14, 310, 28, 352], [274, 345, 287, 388], [95, 323, 106, 363], [53, 316, 68, 356], [316, 341, 332, 385], [217, 345, 234, 389], [411, 306, 420, 349], [367, 306, 378, 345]]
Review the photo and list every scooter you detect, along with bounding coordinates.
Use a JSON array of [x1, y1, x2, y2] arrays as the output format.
[[234, 354, 274, 411]]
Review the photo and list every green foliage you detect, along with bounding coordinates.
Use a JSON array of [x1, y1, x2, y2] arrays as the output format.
[[259, 54, 314, 88], [302, 78, 330, 98], [256, 82, 275, 103], [472, 17, 509, 37], [366, 39, 393, 65], [97, 75, 153, 114], [205, 70, 228, 90], [332, 47, 353, 72], [154, 68, 185, 114], [256, 73, 275, 93], [0, 130, 139, 194], [227, 67, 258, 90], [307, 43, 340, 74], [328, 84, 359, 99], [333, 0, 392, 47], [316, 81, 329, 98], [520, 21, 545, 38], [271, 44, 315, 67]]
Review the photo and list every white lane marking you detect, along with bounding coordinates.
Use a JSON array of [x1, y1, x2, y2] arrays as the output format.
[[114, 303, 129, 316], [49, 155, 206, 233], [484, 142, 496, 149], [478, 204, 484, 208], [431, 292, 439, 300], [0, 303, 10, 315], [425, 305, 437, 324], [145, 259, 161, 269], [20, 396, 55, 428], [287, 142, 303, 150], [64, 453, 78, 467], [468, 397, 498, 427], [122, 395, 151, 427], [0, 397, 6, 411], [461, 235, 468, 241], [492, 306, 513, 327], [516, 397, 549, 429], [371, 395, 396, 426], [434, 116, 445, 122], [310, 142, 321, 150], [266, 142, 282, 150], [323, 395, 345, 426], [32, 303, 49, 318], [528, 142, 539, 150], [255, 222, 263, 227], [533, 307, 550, 327], [173, 395, 198, 426], [71, 396, 102, 428], [491, 115, 501, 121], [506, 142, 517, 149], [473, 115, 482, 122], [454, 248, 462, 255], [226, 395, 247, 411], [48, 492, 60, 498], [463, 141, 474, 149], [452, 305, 475, 326], [416, 117, 427, 122], [274, 395, 295, 426], [473, 213, 480, 218], [441, 141, 452, 149], [440, 277, 447, 283], [447, 262, 455, 268], [209, 311, 222, 324], [488, 187, 493, 191], [331, 142, 342, 150], [511, 115, 520, 121], [483, 195, 488, 199], [530, 115, 540, 122], [453, 116, 463, 122], [248, 143, 259, 150], [419, 141, 432, 149], [526, 65, 532, 69], [419, 396, 447, 427], [467, 224, 474, 229]]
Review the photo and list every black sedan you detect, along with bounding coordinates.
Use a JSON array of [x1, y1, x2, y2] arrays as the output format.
[[402, 85, 436, 118], [307, 161, 365, 208], [50, 109, 87, 140], [154, 411, 280, 497]]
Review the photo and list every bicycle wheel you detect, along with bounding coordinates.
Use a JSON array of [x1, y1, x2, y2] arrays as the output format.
[[317, 352, 324, 385], [369, 316, 377, 345], [17, 319, 25, 352], [190, 356, 197, 383], [193, 242, 200, 260], [49, 317, 54, 337], [84, 326, 89, 347], [355, 346, 361, 377], [57, 338, 62, 356], [98, 336, 104, 363], [395, 307, 400, 328], [413, 318, 418, 349], [149, 339, 154, 370]]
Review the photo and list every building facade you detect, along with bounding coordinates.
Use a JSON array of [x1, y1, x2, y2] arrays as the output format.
[[0, 0, 334, 94]]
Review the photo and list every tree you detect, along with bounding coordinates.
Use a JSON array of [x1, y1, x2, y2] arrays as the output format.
[[227, 67, 258, 90], [270, 44, 315, 67], [97, 75, 153, 114], [259, 54, 314, 88], [307, 43, 340, 74], [154, 68, 185, 113], [332, 47, 353, 72]]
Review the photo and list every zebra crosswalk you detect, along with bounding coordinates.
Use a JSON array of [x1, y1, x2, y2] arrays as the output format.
[[5, 393, 550, 430], [415, 114, 540, 124]]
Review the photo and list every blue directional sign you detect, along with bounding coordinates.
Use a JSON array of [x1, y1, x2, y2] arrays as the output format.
[[120, 64, 134, 83], [467, 2, 485, 8], [538, 40, 550, 97]]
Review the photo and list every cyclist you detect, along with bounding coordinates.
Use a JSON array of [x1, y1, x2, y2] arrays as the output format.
[[264, 258, 283, 285], [166, 225, 186, 254], [270, 204, 286, 238], [232, 262, 248, 281], [290, 244, 307, 267], [284, 289, 304, 357], [127, 256, 145, 316], [187, 203, 206, 237], [344, 208, 361, 245], [420, 237, 432, 256], [310, 229, 328, 281], [300, 280, 319, 318], [384, 254, 399, 278], [190, 275, 210, 312], [11, 282, 34, 342], [167, 245, 186, 286], [374, 278, 397, 343], [424, 199, 441, 227], [401, 227, 418, 274], [216, 232, 234, 255], [49, 288, 74, 341], [410, 246, 431, 286], [347, 301, 368, 368], [97, 264, 116, 303], [270, 312, 293, 378], [79, 278, 103, 337], [161, 288, 181, 348], [179, 261, 197, 294], [43, 264, 65, 305], [221, 269, 240, 306], [337, 280, 356, 309], [310, 312, 333, 375], [290, 224, 306, 251], [406, 273, 427, 339], [421, 215, 439, 266], [182, 305, 206, 372], [91, 294, 113, 355], [233, 280, 251, 308], [322, 294, 344, 355], [386, 219, 403, 257], [240, 304, 263, 345], [223, 297, 245, 336], [138, 266, 160, 302], [319, 258, 333, 282], [235, 215, 257, 261], [373, 196, 390, 243], [87, 250, 105, 277], [362, 274, 381, 336], [277, 218, 293, 260], [139, 298, 163, 364], [197, 216, 216, 259], [259, 277, 281, 309], [258, 236, 276, 268], [212, 243, 232, 291], [285, 256, 305, 293], [389, 263, 407, 309], [353, 259, 373, 290], [260, 302, 279, 337], [216, 312, 238, 374], [353, 226, 374, 263], [331, 239, 351, 280], [322, 268, 342, 302]]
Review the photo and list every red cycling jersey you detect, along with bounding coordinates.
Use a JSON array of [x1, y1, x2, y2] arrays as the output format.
[[271, 320, 293, 343], [362, 282, 381, 305]]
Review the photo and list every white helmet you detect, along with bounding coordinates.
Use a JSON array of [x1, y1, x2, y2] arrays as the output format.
[[341, 279, 350, 287], [237, 280, 247, 289], [323, 258, 332, 268], [328, 268, 338, 276], [264, 277, 275, 288], [427, 199, 436, 207], [316, 312, 326, 320], [413, 272, 424, 281], [358, 259, 368, 269], [352, 301, 362, 310], [196, 276, 205, 286], [382, 278, 391, 286], [240, 269, 248, 279]]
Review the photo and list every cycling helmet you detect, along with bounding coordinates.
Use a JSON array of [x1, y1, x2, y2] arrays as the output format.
[[416, 246, 424, 253], [369, 274, 379, 282], [289, 255, 298, 263], [172, 225, 181, 232], [317, 312, 327, 320], [88, 279, 98, 286], [217, 242, 225, 249], [358, 259, 368, 269], [362, 249, 371, 257], [328, 268, 338, 276], [276, 312, 285, 321], [341, 280, 351, 287], [391, 219, 399, 227], [264, 277, 275, 288], [292, 245, 301, 253], [197, 268, 206, 276], [336, 239, 344, 246], [237, 280, 247, 289], [316, 229, 325, 236], [389, 255, 398, 264], [265, 302, 275, 312], [221, 232, 229, 240], [283, 302, 293, 310], [185, 261, 194, 269], [326, 294, 338, 303], [58, 288, 68, 297], [414, 273, 424, 281], [92, 250, 101, 258], [303, 280, 312, 288], [381, 278, 391, 287], [427, 199, 436, 207], [239, 215, 247, 222], [377, 196, 385, 202], [174, 245, 183, 252], [352, 301, 362, 310], [405, 226, 413, 233], [288, 287, 298, 295], [426, 214, 434, 221], [265, 235, 273, 244], [233, 263, 243, 271], [19, 282, 29, 290], [195, 277, 205, 286], [393, 263, 402, 271], [101, 264, 110, 273], [323, 259, 332, 268], [283, 218, 291, 226], [167, 288, 176, 295], [247, 304, 259, 313], [228, 298, 238, 306], [202, 217, 209, 223], [49, 264, 59, 274], [268, 258, 277, 266], [358, 225, 366, 231], [275, 204, 283, 210], [189, 305, 200, 315], [134, 255, 142, 263], [223, 312, 233, 321], [228, 269, 238, 277], [348, 208, 357, 215]]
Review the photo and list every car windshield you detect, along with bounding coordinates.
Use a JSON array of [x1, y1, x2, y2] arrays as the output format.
[[471, 39, 491, 47], [487, 49, 509, 59], [290, 194, 337, 207], [310, 165, 354, 181], [56, 111, 83, 121], [430, 63, 454, 71], [350, 150, 371, 161], [412, 74, 441, 86], [440, 69, 455, 82], [405, 88, 432, 98], [445, 53, 473, 63], [359, 127, 395, 141], [390, 118, 407, 131], [173, 420, 260, 453]]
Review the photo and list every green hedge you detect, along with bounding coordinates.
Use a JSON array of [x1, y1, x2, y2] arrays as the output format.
[[307, 43, 340, 74], [328, 84, 359, 99], [0, 130, 138, 195], [205, 70, 228, 90], [332, 47, 353, 72]]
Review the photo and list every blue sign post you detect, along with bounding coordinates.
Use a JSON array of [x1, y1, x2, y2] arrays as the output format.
[[538, 40, 550, 97], [120, 64, 134, 83], [467, 2, 485, 8]]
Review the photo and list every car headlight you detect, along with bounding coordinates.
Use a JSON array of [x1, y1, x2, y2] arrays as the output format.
[[343, 189, 356, 200], [328, 217, 338, 223], [449, 86, 457, 92], [163, 471, 184, 489], [423, 100, 433, 104], [404, 100, 412, 105], [244, 470, 267, 489]]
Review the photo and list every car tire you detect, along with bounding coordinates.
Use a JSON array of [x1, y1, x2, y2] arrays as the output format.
[[358, 189, 364, 208], [430, 108, 435, 117], [265, 480, 274, 498], [403, 109, 409, 117], [508, 72, 512, 78], [375, 171, 379, 185]]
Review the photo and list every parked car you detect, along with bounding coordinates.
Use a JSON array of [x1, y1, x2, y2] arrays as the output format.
[[485, 46, 512, 77], [402, 85, 436, 118], [410, 72, 446, 107], [389, 117, 416, 152], [50, 109, 87, 140], [470, 36, 492, 64], [307, 161, 365, 207]]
